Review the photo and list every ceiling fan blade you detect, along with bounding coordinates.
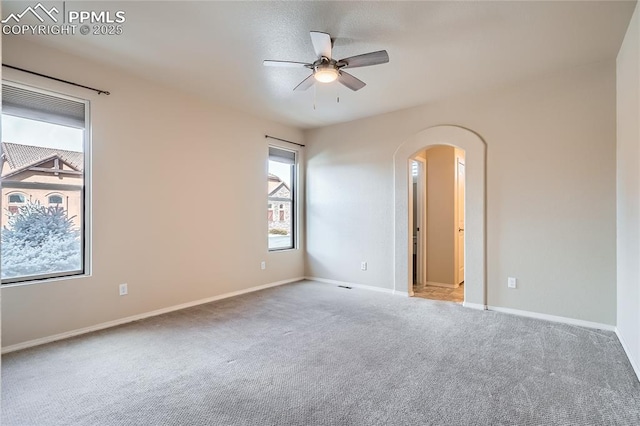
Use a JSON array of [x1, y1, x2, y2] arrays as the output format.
[[263, 60, 310, 68], [310, 31, 332, 59], [338, 71, 366, 91], [293, 74, 315, 91], [338, 50, 389, 69]]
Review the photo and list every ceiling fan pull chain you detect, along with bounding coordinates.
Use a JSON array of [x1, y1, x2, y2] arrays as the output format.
[[337, 85, 340, 103], [313, 84, 317, 110]]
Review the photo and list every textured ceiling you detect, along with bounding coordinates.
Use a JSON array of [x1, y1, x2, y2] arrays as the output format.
[[2, 1, 636, 129]]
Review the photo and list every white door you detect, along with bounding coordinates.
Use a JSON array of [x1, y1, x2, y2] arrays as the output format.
[[457, 159, 465, 284]]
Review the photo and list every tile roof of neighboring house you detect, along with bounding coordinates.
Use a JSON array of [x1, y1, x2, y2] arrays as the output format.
[[268, 173, 291, 196], [268, 174, 282, 194], [1, 142, 84, 175]]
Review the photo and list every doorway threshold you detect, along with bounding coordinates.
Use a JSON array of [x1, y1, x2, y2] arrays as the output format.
[[413, 283, 464, 303]]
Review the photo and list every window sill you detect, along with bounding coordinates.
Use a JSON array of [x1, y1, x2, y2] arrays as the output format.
[[268, 248, 298, 253], [1, 272, 90, 288]]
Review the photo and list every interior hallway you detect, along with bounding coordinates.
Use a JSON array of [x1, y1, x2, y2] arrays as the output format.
[[414, 283, 464, 303]]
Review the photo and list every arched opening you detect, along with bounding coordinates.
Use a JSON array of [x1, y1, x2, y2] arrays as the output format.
[[410, 146, 466, 303], [393, 125, 487, 309]]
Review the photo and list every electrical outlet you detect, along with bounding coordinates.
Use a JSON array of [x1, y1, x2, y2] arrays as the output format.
[[261, 261, 266, 270], [361, 261, 367, 271], [119, 283, 128, 296], [508, 277, 517, 289]]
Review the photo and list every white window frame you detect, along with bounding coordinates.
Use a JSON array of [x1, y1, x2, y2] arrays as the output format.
[[1, 80, 92, 286], [268, 145, 297, 252]]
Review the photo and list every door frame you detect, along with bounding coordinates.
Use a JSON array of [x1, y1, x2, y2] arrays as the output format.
[[408, 156, 427, 295], [393, 125, 487, 309]]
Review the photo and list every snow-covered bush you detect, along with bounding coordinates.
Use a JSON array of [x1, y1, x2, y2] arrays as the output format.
[[1, 201, 81, 279]]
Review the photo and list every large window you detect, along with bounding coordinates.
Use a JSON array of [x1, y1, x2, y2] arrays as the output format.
[[268, 146, 296, 250], [1, 82, 89, 284]]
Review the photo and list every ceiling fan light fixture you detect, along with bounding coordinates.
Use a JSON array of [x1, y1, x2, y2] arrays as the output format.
[[314, 67, 339, 83], [265, 31, 388, 92]]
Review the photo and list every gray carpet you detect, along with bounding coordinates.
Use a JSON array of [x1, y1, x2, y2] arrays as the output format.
[[2, 280, 639, 425]]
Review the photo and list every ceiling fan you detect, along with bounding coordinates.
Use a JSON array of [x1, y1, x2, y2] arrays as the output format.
[[264, 31, 389, 92]]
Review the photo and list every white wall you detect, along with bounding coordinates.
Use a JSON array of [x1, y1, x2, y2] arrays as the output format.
[[305, 60, 617, 325], [616, 4, 640, 377], [1, 39, 305, 348]]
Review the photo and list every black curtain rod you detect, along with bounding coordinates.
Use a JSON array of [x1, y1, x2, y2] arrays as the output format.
[[265, 135, 305, 147], [2, 64, 110, 95]]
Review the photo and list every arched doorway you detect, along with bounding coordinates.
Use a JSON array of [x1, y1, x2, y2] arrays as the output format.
[[393, 125, 487, 309]]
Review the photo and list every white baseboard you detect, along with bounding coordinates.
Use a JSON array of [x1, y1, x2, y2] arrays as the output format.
[[487, 305, 616, 331], [426, 281, 458, 289], [615, 328, 640, 382], [305, 277, 408, 296], [1, 277, 304, 354], [462, 302, 487, 310]]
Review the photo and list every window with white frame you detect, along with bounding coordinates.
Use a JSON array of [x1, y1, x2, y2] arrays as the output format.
[[268, 146, 296, 250], [48, 194, 64, 205], [8, 193, 25, 203], [1, 82, 89, 284], [7, 192, 27, 215]]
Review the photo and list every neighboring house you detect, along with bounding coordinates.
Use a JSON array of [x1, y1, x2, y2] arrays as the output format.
[[267, 173, 291, 233], [1, 142, 83, 229]]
